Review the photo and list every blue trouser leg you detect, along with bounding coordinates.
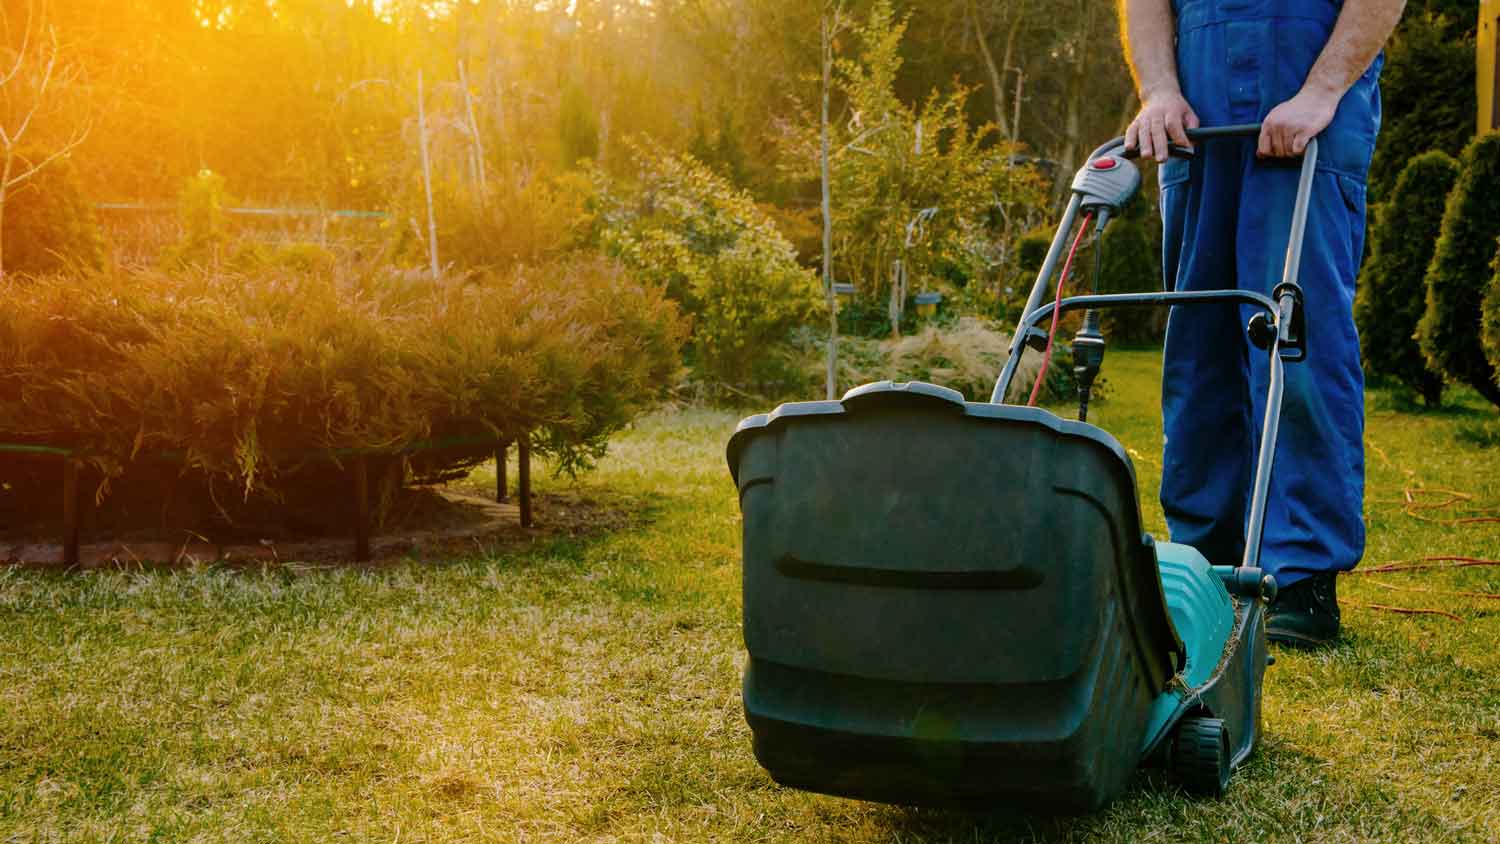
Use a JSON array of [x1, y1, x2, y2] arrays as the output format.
[[1160, 142, 1368, 585], [1238, 156, 1368, 585], [1159, 148, 1254, 569], [1162, 0, 1377, 586]]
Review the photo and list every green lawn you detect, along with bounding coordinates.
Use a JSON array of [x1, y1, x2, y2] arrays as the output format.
[[3, 350, 1499, 842]]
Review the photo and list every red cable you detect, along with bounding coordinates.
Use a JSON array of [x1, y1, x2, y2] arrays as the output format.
[[1027, 211, 1095, 407]]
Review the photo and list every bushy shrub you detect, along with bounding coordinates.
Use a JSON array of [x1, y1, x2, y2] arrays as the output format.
[[559, 84, 600, 168], [1368, 11, 1476, 201], [403, 168, 595, 273], [164, 169, 231, 267], [1483, 246, 1500, 390], [597, 145, 820, 396], [1015, 229, 1052, 272], [1096, 214, 1164, 346], [0, 151, 104, 276], [0, 258, 685, 526], [1356, 151, 1460, 405], [809, 1, 1048, 306], [1418, 133, 1500, 407]]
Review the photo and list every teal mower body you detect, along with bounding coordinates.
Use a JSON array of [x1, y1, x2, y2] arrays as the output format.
[[725, 126, 1311, 811]]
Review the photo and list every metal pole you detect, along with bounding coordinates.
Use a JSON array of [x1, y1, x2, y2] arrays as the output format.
[[1241, 139, 1318, 571], [1281, 139, 1318, 293], [353, 456, 371, 562], [1242, 349, 1285, 571], [992, 193, 1083, 403]]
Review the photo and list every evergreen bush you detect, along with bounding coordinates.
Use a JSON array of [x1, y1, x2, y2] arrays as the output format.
[[1096, 212, 1164, 346], [164, 169, 231, 267], [1418, 133, 1500, 407], [1483, 245, 1500, 391], [416, 168, 594, 272], [1016, 229, 1051, 272], [597, 145, 819, 396], [1356, 150, 1460, 405], [1368, 11, 1476, 201], [0, 151, 104, 276], [0, 258, 685, 528]]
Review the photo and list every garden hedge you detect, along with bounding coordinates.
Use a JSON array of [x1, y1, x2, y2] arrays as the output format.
[[1418, 132, 1500, 408], [1355, 150, 1460, 405], [0, 258, 685, 531]]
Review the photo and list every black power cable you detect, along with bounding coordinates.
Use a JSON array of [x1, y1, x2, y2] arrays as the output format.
[[1073, 216, 1109, 422]]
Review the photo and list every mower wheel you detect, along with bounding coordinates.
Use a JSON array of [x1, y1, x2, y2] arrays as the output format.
[[1172, 716, 1231, 797]]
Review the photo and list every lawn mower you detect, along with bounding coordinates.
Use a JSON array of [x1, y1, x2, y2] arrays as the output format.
[[725, 125, 1311, 812]]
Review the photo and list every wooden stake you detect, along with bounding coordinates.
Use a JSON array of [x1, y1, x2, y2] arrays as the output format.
[[495, 442, 509, 503], [353, 456, 371, 562], [518, 436, 532, 528], [62, 458, 79, 566]]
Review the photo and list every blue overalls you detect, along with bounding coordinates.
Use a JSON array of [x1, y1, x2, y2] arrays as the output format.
[[1159, 0, 1380, 586]]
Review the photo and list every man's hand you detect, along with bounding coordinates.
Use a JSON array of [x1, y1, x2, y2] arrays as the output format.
[[1125, 88, 1200, 163], [1258, 87, 1340, 157]]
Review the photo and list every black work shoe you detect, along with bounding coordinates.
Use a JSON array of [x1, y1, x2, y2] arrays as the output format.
[[1266, 572, 1341, 648]]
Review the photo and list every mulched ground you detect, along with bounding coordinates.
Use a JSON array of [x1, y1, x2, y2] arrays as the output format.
[[2, 485, 649, 570]]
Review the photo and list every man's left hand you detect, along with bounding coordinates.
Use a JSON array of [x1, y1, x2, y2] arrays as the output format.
[[1258, 87, 1340, 158]]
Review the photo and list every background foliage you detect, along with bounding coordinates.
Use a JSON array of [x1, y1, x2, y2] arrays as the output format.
[[0, 154, 104, 276], [1356, 150, 1460, 406], [1418, 133, 1500, 408], [596, 145, 819, 396]]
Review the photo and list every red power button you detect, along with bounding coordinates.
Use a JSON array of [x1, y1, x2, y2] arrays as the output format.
[[1092, 157, 1118, 171]]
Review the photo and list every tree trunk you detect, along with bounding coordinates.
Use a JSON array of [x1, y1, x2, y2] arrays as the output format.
[[1012, 66, 1025, 146], [969, 0, 1008, 138], [1056, 68, 1083, 202], [1054, 4, 1097, 203], [821, 10, 839, 401]]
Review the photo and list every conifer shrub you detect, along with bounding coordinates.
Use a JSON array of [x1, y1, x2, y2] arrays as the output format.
[[0, 257, 684, 532], [1483, 245, 1500, 389], [1368, 11, 1476, 201], [397, 168, 596, 274], [163, 169, 232, 267], [0, 151, 104, 276], [1356, 150, 1460, 405], [1418, 133, 1500, 407]]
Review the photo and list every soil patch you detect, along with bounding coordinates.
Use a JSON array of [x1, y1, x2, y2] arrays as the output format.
[[2, 485, 651, 571]]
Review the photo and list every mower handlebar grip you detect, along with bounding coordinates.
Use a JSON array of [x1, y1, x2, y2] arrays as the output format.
[[1115, 123, 1266, 162]]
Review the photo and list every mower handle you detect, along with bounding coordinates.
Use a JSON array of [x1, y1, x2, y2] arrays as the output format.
[[1098, 123, 1267, 162], [995, 125, 1322, 575]]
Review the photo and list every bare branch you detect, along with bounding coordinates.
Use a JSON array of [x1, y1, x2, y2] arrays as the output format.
[[5, 26, 61, 151], [3, 122, 89, 191], [0, 0, 35, 89]]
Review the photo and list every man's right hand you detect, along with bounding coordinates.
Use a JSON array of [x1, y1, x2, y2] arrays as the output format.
[[1125, 89, 1200, 163]]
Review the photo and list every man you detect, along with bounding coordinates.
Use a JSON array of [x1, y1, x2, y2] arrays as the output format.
[[1118, 0, 1406, 646]]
